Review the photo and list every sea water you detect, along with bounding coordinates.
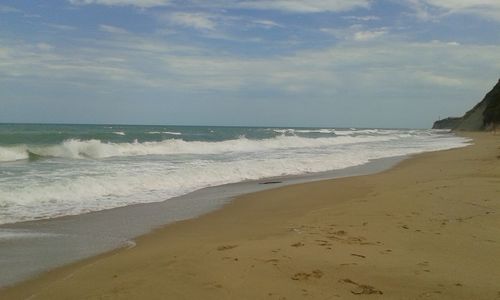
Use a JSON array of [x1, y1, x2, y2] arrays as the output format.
[[0, 124, 469, 225]]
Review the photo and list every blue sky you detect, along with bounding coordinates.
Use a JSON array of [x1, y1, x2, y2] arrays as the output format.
[[1, 0, 499, 128]]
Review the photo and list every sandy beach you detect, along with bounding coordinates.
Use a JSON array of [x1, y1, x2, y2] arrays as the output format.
[[1, 132, 499, 299]]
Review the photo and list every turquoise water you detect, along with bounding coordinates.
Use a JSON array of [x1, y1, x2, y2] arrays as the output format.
[[0, 124, 469, 225], [0, 124, 285, 145]]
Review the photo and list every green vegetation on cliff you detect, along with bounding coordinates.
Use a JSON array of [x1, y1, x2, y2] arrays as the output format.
[[433, 79, 500, 130], [432, 117, 463, 130], [483, 80, 500, 126]]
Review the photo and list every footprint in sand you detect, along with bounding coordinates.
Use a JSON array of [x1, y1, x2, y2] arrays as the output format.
[[291, 270, 324, 281], [315, 239, 332, 247], [291, 272, 310, 281], [419, 291, 443, 298], [339, 278, 383, 295], [267, 292, 288, 300], [311, 270, 323, 278], [265, 259, 279, 266], [340, 263, 358, 267], [291, 242, 305, 247], [217, 245, 238, 251], [418, 261, 429, 267], [222, 256, 239, 261], [205, 282, 224, 289], [326, 230, 372, 245]]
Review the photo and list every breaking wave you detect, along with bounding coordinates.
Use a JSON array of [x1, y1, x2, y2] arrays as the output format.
[[0, 127, 470, 224], [0, 134, 397, 162]]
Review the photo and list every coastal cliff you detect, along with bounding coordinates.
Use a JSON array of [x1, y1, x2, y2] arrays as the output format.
[[433, 79, 500, 130], [432, 117, 462, 130]]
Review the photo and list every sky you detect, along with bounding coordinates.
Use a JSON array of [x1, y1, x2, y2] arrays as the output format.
[[1, 0, 499, 128]]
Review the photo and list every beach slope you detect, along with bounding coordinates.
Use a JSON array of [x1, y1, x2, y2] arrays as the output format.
[[1, 133, 500, 299]]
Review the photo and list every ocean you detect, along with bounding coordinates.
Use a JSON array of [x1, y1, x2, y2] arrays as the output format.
[[0, 124, 469, 226]]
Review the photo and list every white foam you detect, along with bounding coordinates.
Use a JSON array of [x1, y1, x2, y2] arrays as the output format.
[[0, 134, 399, 161], [332, 130, 354, 136], [0, 152, 372, 223], [0, 130, 471, 224], [113, 132, 126, 136], [147, 131, 182, 135], [0, 146, 29, 162], [273, 129, 295, 134], [163, 131, 182, 135], [0, 229, 60, 240], [296, 129, 336, 134], [274, 128, 339, 134], [274, 128, 370, 136]]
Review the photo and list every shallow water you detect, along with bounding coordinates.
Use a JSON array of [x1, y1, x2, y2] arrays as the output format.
[[0, 155, 404, 287], [0, 124, 469, 225]]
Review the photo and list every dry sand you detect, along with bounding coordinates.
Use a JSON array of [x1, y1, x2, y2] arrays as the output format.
[[1, 132, 500, 299]]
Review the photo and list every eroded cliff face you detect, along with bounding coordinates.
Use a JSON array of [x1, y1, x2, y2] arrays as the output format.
[[454, 100, 488, 131], [433, 79, 500, 131], [483, 79, 500, 128], [432, 117, 462, 130]]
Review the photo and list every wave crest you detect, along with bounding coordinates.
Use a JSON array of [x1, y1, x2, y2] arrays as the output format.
[[0, 134, 397, 162], [0, 146, 30, 162]]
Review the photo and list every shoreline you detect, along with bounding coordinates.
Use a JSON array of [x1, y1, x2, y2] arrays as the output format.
[[2, 132, 499, 299], [0, 155, 407, 287]]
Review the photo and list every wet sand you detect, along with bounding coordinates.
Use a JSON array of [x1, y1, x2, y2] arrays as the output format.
[[0, 156, 404, 287], [2, 132, 500, 299]]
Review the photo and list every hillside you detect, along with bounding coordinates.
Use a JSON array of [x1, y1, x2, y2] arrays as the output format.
[[433, 79, 500, 130], [432, 117, 462, 130]]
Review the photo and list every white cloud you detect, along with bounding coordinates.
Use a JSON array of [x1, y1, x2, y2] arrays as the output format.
[[0, 48, 9, 59], [424, 0, 500, 10], [168, 12, 216, 31], [2, 33, 500, 128], [73, 0, 370, 13], [252, 19, 283, 28], [415, 71, 463, 86], [47, 24, 77, 31], [321, 25, 388, 42], [66, 0, 500, 20], [1, 33, 499, 99], [406, 0, 438, 21], [69, 0, 171, 8], [153, 40, 499, 99], [36, 43, 54, 51], [0, 5, 21, 13], [353, 30, 387, 41], [238, 0, 370, 13], [410, 0, 500, 21], [343, 15, 380, 21], [99, 24, 129, 34]]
